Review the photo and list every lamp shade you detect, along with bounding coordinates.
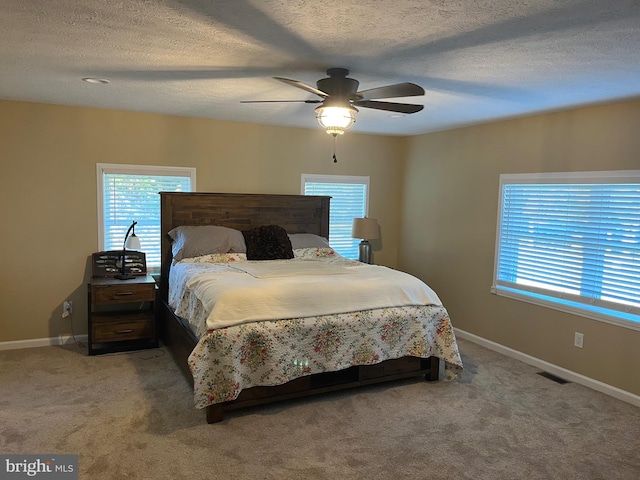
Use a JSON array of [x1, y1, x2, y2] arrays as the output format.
[[352, 217, 379, 240], [125, 234, 141, 250]]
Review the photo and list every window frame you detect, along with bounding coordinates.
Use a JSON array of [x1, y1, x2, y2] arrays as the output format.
[[301, 174, 370, 260], [492, 170, 640, 331], [96, 163, 196, 272]]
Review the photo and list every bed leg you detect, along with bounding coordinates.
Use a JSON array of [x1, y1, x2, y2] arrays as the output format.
[[424, 356, 440, 382], [206, 405, 224, 424]]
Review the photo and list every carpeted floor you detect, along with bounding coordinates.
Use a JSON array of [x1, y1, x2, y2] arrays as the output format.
[[1, 338, 639, 480]]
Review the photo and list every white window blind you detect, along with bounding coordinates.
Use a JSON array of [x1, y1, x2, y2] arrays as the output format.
[[97, 164, 195, 271], [302, 174, 369, 260], [493, 171, 640, 330]]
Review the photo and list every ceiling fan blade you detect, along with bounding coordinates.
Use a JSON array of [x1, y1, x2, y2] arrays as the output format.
[[354, 100, 424, 114], [273, 77, 328, 98], [356, 83, 425, 101], [240, 99, 323, 104], [88, 67, 295, 82]]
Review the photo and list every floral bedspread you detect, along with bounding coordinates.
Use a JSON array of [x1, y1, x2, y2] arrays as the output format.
[[188, 304, 463, 409]]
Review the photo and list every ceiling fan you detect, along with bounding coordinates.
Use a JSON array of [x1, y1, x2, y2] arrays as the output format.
[[241, 68, 425, 135]]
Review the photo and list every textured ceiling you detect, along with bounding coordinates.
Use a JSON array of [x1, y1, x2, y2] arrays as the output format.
[[1, 0, 639, 136]]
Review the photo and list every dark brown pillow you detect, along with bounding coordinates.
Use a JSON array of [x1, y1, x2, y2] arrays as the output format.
[[242, 225, 294, 261]]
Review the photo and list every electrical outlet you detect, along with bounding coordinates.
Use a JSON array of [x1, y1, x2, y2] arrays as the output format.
[[62, 300, 73, 318], [574, 332, 584, 348]]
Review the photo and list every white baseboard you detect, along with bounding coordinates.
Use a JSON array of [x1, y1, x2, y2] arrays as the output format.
[[0, 334, 88, 351], [455, 328, 640, 409]]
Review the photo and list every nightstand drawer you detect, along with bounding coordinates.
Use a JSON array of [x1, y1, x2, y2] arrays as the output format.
[[92, 313, 154, 343], [91, 283, 155, 304]]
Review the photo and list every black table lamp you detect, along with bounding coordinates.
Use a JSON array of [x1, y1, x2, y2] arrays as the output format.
[[115, 221, 141, 280]]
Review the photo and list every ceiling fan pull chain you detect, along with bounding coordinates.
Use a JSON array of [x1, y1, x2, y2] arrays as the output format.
[[332, 134, 338, 163]]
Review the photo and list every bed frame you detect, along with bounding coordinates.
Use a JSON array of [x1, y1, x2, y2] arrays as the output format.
[[159, 192, 440, 423]]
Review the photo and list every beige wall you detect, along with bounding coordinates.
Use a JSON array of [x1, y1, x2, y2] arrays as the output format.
[[0, 100, 404, 343], [3, 97, 639, 397], [399, 100, 640, 396]]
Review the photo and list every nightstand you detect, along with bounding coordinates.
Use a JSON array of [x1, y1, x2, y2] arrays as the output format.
[[88, 275, 158, 355]]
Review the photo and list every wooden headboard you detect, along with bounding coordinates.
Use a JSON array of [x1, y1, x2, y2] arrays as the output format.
[[159, 192, 331, 301]]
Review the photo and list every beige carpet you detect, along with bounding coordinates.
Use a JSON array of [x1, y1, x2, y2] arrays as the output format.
[[1, 338, 639, 480]]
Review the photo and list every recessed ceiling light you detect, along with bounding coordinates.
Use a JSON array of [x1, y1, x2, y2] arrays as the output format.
[[82, 77, 110, 84]]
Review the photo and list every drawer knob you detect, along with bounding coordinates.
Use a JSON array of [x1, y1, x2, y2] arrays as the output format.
[[116, 329, 134, 334], [114, 291, 134, 296]]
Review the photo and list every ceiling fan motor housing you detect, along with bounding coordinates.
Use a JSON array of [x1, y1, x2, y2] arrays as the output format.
[[317, 68, 359, 105]]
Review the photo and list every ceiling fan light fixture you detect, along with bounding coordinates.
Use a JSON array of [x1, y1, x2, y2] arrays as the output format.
[[315, 105, 357, 135]]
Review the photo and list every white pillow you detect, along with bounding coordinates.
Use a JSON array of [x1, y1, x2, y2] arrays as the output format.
[[168, 225, 246, 262], [288, 233, 330, 249]]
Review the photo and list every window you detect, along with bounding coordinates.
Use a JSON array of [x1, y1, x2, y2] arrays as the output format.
[[302, 174, 369, 260], [493, 170, 640, 330], [97, 164, 196, 272]]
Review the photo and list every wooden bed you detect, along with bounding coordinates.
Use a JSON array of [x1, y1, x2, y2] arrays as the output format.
[[159, 191, 441, 423]]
